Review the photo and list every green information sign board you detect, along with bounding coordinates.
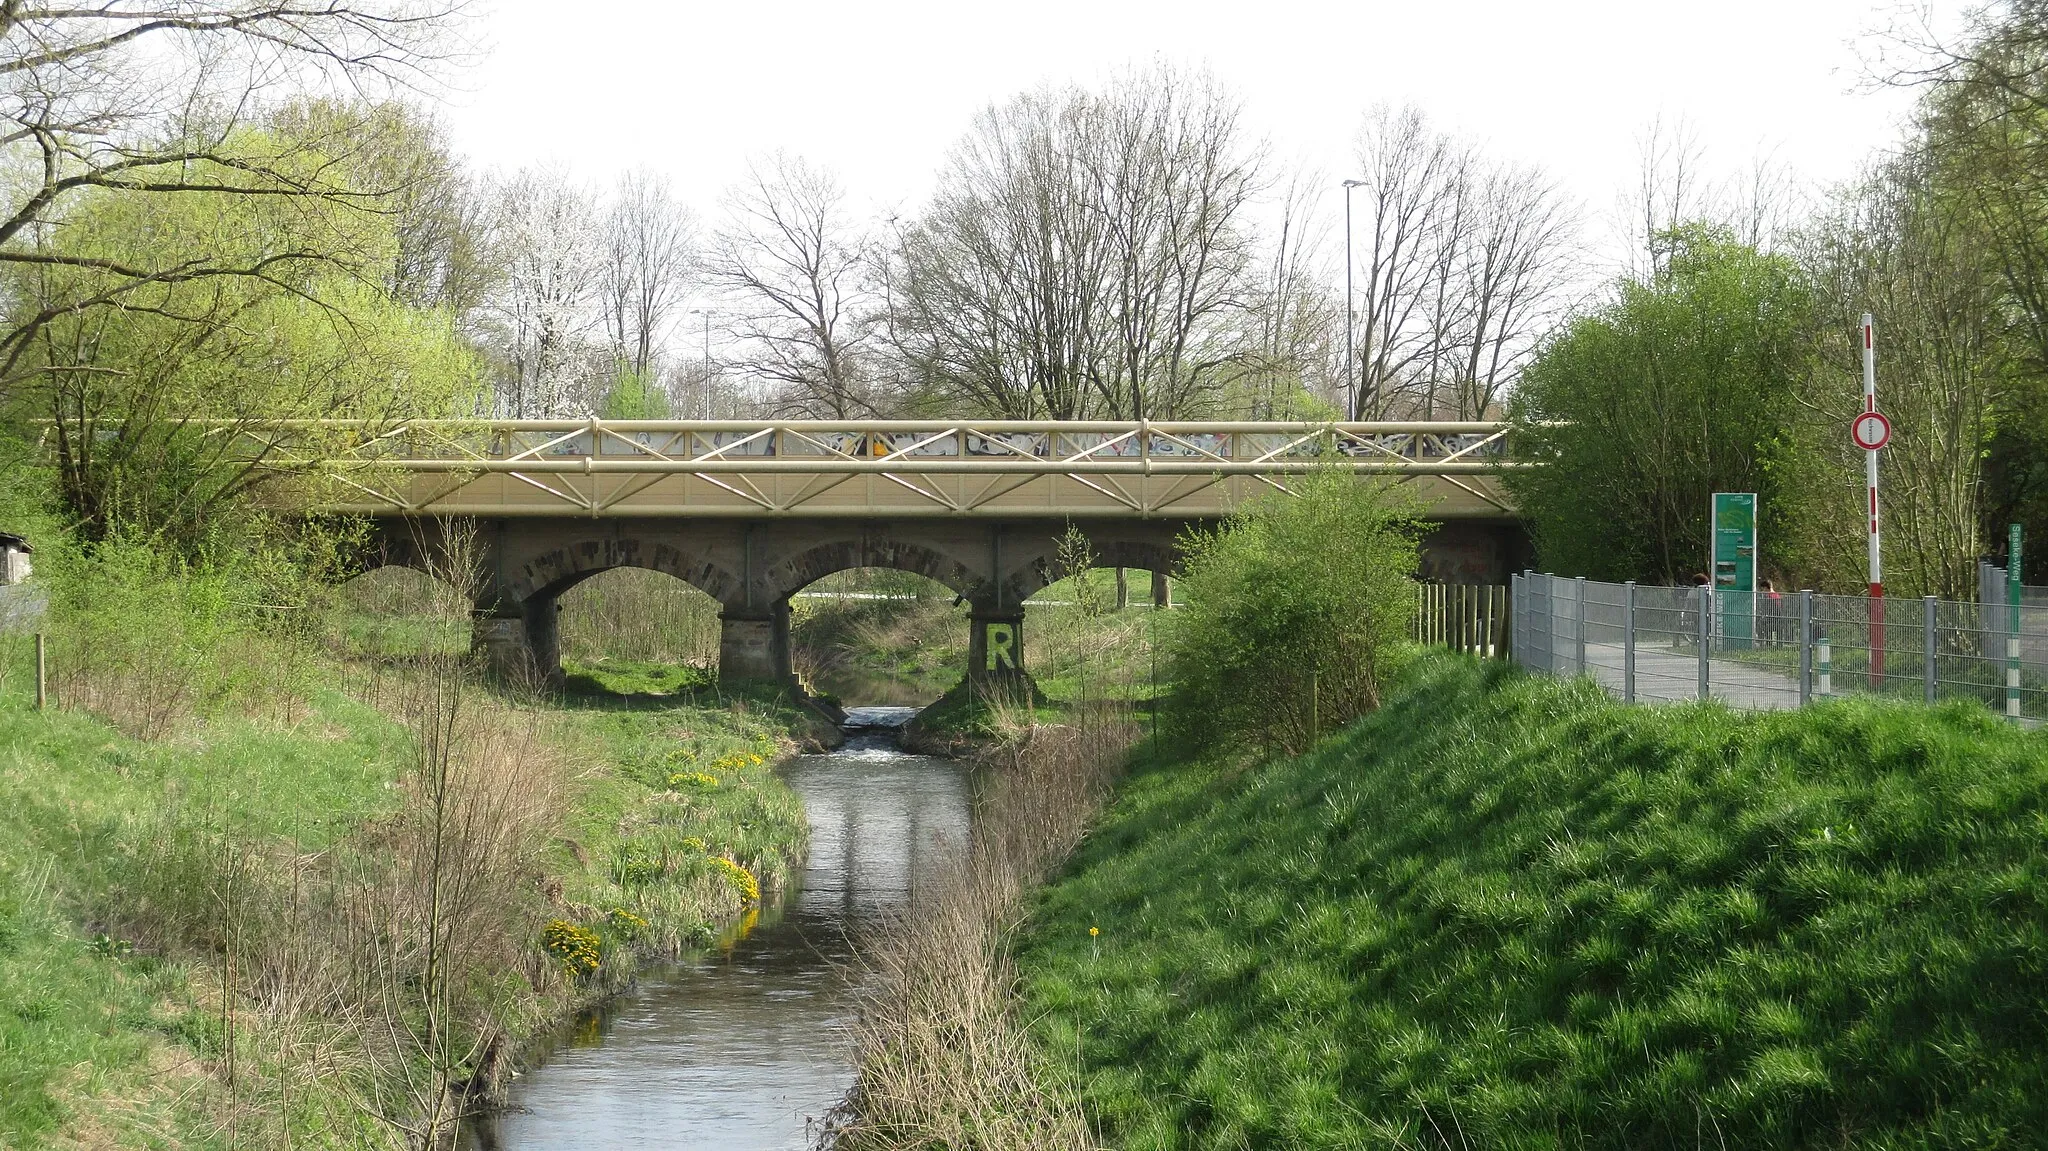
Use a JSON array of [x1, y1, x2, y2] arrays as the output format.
[[1712, 493, 1758, 648]]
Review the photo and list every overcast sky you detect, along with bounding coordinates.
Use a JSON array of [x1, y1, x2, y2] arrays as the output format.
[[442, 0, 1958, 256]]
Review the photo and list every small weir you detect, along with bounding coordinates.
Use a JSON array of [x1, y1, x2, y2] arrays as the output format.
[[462, 705, 970, 1149]]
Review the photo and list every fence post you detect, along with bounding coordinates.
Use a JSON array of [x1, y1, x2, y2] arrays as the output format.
[[1923, 595, 1938, 704], [1499, 584, 1511, 662], [1574, 576, 1588, 675], [34, 632, 46, 711], [1511, 575, 1523, 665], [1697, 584, 1711, 701], [2009, 598, 2023, 722], [1483, 586, 1496, 659], [1819, 635, 1832, 698], [1542, 574, 1556, 674], [1623, 581, 1636, 703], [1798, 591, 1813, 707], [1458, 584, 1469, 654]]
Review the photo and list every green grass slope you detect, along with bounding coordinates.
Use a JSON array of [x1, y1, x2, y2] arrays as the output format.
[[1016, 654, 2048, 1150]]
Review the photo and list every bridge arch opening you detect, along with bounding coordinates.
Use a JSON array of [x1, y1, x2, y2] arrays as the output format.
[[335, 564, 473, 661], [788, 568, 967, 707], [556, 568, 722, 693]]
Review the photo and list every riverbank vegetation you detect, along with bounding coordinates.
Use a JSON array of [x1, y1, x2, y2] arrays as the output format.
[[1011, 654, 2048, 1148], [0, 489, 818, 1148], [834, 698, 1140, 1150]]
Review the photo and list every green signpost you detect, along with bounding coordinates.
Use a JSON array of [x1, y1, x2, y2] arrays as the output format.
[[1712, 493, 1758, 649]]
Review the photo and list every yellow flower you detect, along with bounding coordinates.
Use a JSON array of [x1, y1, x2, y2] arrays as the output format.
[[710, 856, 760, 903], [541, 919, 602, 977], [1089, 926, 1100, 937]]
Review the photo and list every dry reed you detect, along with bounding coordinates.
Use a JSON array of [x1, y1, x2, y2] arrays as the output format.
[[828, 699, 1138, 1151]]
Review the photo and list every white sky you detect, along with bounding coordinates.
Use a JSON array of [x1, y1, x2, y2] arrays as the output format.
[[442, 0, 1958, 256]]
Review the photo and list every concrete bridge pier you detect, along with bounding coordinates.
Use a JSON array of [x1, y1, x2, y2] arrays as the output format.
[[472, 594, 562, 687], [967, 607, 1028, 695], [720, 600, 794, 683]]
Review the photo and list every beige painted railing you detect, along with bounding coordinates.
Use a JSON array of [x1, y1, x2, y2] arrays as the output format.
[[212, 418, 1521, 519]]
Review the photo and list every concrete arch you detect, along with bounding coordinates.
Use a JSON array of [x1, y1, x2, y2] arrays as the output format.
[[765, 537, 982, 604], [509, 537, 739, 606]]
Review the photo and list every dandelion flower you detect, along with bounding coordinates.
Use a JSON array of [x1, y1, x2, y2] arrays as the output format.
[[1089, 926, 1100, 937]]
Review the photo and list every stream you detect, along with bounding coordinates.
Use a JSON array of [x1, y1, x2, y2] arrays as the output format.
[[460, 705, 969, 1150]]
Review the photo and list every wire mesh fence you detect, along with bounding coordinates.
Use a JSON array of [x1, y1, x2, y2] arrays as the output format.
[[1509, 572, 2048, 725]]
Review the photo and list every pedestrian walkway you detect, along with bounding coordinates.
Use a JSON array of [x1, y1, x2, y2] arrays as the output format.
[[1580, 641, 1801, 710], [1512, 571, 2047, 727]]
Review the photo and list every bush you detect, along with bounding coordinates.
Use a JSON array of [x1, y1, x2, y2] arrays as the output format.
[[1164, 467, 1419, 754]]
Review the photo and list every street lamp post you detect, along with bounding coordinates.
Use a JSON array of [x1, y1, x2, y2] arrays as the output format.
[[1341, 179, 1364, 420], [692, 308, 713, 420]]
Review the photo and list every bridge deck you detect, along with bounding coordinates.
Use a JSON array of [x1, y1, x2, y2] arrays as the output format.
[[281, 419, 1519, 519]]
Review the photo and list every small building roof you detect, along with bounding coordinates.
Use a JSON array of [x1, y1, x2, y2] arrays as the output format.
[[0, 532, 32, 553]]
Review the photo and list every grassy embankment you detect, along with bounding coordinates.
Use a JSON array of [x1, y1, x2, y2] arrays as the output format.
[[0, 561, 821, 1149], [1014, 653, 2048, 1148]]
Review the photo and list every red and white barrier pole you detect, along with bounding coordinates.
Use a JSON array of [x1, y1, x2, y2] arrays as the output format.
[[1865, 314, 1885, 686]]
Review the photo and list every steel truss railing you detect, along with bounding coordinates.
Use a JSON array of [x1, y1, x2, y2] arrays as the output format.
[[195, 418, 1520, 518]]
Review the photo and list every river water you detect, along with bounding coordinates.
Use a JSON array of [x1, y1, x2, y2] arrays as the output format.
[[461, 705, 969, 1150]]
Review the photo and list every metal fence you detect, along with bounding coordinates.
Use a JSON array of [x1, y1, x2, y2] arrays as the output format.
[[1511, 572, 2047, 724]]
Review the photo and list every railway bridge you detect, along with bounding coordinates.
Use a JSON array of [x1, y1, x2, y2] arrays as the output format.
[[289, 418, 1525, 686]]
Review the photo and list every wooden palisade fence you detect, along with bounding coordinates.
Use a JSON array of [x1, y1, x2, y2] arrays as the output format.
[[1414, 583, 1511, 659]]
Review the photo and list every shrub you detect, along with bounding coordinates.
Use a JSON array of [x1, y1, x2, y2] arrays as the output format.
[[540, 919, 601, 978], [1164, 466, 1419, 754]]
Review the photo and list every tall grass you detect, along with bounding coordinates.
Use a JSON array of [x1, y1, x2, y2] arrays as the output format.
[[831, 699, 1139, 1150], [557, 567, 720, 667], [790, 570, 967, 704], [43, 536, 327, 736]]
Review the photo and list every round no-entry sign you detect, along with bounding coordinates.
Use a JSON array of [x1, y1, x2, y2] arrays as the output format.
[[1851, 410, 1892, 451]]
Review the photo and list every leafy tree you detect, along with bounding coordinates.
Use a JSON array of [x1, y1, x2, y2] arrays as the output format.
[[1908, 2, 2048, 582], [1778, 152, 2006, 598], [1506, 227, 1812, 584], [1165, 468, 1419, 756], [7, 129, 482, 546], [601, 369, 672, 419]]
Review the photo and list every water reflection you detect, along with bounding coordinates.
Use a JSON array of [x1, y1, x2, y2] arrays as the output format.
[[463, 706, 966, 1150]]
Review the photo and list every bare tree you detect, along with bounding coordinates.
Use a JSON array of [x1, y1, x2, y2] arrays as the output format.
[[1442, 162, 1579, 418], [889, 87, 1111, 418], [708, 154, 879, 417], [479, 166, 601, 417], [889, 67, 1261, 419], [1346, 105, 1465, 417], [1238, 166, 1341, 416], [600, 168, 695, 382]]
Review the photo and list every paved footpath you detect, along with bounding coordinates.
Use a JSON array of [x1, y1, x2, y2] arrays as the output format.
[[1574, 641, 1803, 710]]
